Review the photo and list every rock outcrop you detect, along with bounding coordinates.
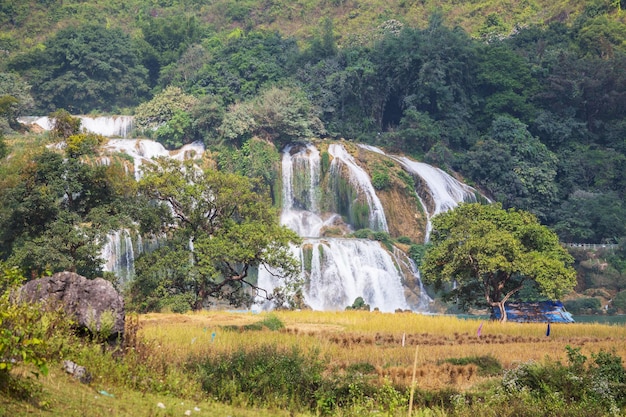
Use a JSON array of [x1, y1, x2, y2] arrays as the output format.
[[20, 271, 124, 339]]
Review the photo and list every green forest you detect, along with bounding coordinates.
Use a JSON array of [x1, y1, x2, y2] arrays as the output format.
[[1, 0, 626, 312]]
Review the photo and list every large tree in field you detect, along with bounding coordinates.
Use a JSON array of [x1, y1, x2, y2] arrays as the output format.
[[132, 158, 300, 311], [421, 203, 576, 322]]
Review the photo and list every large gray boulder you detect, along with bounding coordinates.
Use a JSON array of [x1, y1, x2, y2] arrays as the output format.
[[20, 271, 124, 339]]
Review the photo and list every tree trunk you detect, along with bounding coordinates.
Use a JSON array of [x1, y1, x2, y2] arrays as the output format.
[[497, 301, 507, 323]]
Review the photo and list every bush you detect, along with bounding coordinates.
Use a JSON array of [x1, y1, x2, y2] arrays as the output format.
[[353, 228, 374, 239], [193, 344, 324, 410], [613, 290, 626, 312], [563, 297, 602, 314], [409, 244, 428, 268], [346, 296, 370, 311], [371, 169, 390, 190], [161, 293, 194, 314], [257, 313, 285, 331], [499, 346, 626, 412], [397, 236, 412, 245], [442, 355, 502, 376], [0, 264, 48, 377], [0, 263, 73, 403]]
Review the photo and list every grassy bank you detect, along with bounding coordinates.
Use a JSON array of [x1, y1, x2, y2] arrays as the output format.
[[3, 310, 626, 416]]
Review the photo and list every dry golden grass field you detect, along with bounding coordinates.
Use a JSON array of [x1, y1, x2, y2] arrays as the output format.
[[139, 310, 626, 392]]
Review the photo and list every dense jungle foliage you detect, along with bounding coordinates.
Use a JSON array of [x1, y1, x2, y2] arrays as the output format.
[[1, 0, 626, 310]]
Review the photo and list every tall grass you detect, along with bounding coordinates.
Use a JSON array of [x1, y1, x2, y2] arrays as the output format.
[[5, 309, 626, 416], [138, 310, 626, 393]]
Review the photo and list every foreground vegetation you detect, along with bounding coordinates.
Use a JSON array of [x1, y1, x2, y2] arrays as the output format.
[[3, 305, 626, 416]]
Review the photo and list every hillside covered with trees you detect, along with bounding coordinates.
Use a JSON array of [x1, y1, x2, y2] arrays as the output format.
[[1, 0, 626, 312]]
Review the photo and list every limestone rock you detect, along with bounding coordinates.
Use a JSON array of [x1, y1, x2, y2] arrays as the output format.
[[20, 271, 124, 339], [63, 360, 92, 384]]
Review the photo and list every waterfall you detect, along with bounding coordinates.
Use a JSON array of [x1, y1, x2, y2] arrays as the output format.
[[329, 144, 389, 232], [304, 239, 409, 311], [19, 115, 135, 138], [103, 139, 204, 180], [101, 229, 136, 285], [77, 116, 134, 138], [280, 144, 326, 237], [258, 143, 409, 312], [358, 145, 479, 241], [392, 247, 433, 310], [358, 145, 483, 301], [393, 156, 478, 240]]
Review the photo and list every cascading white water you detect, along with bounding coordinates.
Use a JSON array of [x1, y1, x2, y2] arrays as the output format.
[[358, 145, 479, 240], [103, 139, 204, 180], [358, 144, 483, 302], [392, 246, 433, 310], [280, 144, 327, 237], [19, 115, 135, 138], [102, 229, 135, 284], [258, 143, 409, 312], [329, 144, 389, 232], [393, 156, 478, 240], [78, 116, 134, 138], [304, 239, 409, 311]]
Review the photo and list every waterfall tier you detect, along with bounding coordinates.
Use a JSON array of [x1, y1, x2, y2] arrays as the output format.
[[19, 115, 135, 138]]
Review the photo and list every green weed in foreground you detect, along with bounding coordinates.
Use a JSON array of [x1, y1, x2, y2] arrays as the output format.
[[192, 344, 324, 411], [440, 356, 502, 376]]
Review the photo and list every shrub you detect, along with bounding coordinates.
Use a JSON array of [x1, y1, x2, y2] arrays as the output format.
[[613, 290, 626, 312], [161, 293, 194, 314], [563, 297, 602, 314], [65, 132, 105, 157], [0, 264, 48, 377], [499, 346, 626, 412], [442, 355, 502, 376], [193, 344, 324, 410], [409, 244, 428, 267], [371, 169, 390, 190], [353, 228, 374, 239], [397, 236, 413, 245], [346, 296, 370, 311], [257, 313, 285, 331]]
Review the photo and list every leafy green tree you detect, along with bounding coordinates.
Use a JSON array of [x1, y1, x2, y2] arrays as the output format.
[[9, 24, 149, 113], [218, 138, 281, 202], [0, 72, 34, 132], [0, 147, 134, 278], [134, 86, 199, 148], [8, 212, 104, 278], [463, 116, 558, 221], [155, 109, 194, 149], [0, 133, 6, 159], [192, 30, 298, 105], [249, 86, 325, 147], [220, 86, 325, 148], [553, 190, 626, 243], [577, 16, 626, 59], [133, 158, 301, 310], [421, 203, 576, 322], [141, 14, 201, 66], [159, 43, 210, 87], [475, 44, 538, 125], [49, 109, 81, 140]]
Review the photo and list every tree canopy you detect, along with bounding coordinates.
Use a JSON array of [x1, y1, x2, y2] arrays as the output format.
[[8, 24, 149, 113], [130, 158, 301, 312], [421, 203, 577, 321]]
